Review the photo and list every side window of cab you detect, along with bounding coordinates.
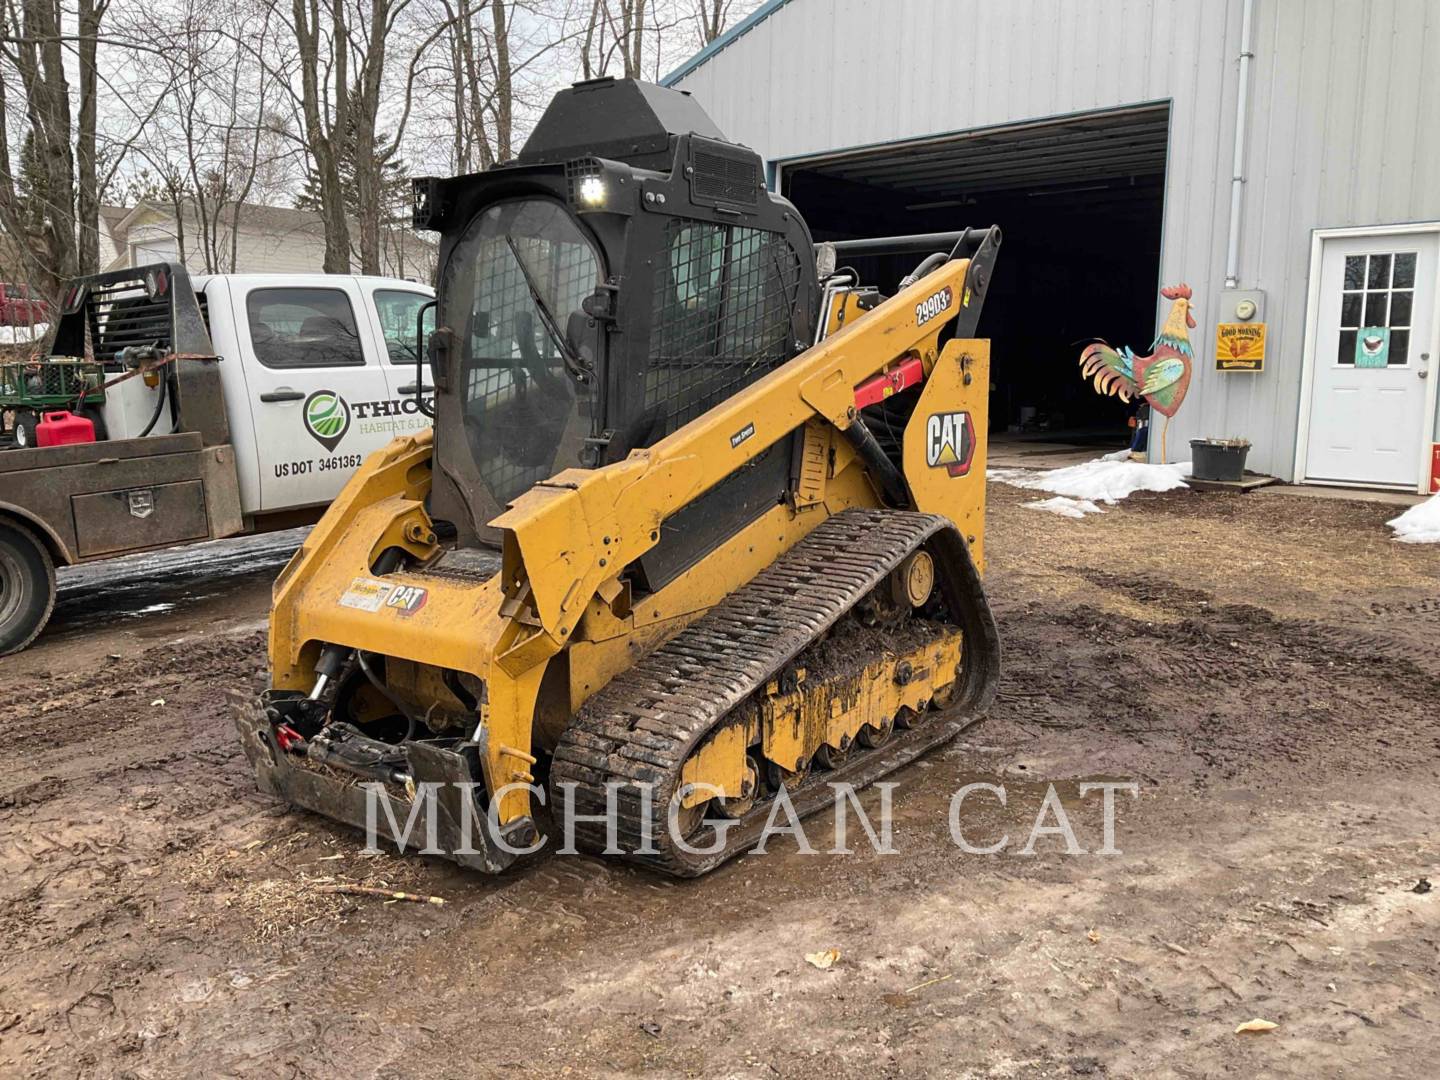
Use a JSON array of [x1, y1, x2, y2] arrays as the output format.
[[246, 288, 365, 368], [374, 289, 435, 367]]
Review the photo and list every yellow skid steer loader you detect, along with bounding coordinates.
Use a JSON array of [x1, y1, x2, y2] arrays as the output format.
[[238, 77, 1002, 876]]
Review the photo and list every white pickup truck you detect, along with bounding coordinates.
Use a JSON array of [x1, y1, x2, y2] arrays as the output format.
[[0, 264, 435, 653]]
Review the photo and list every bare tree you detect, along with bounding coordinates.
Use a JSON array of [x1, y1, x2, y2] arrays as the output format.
[[692, 0, 730, 45], [419, 0, 587, 176], [0, 0, 81, 291], [487, 0, 513, 160], [118, 0, 299, 273], [287, 0, 353, 271], [617, 0, 644, 78], [0, 0, 749, 302], [578, 0, 600, 77], [577, 0, 700, 85], [74, 0, 108, 273], [0, 0, 173, 292], [276, 0, 456, 273]]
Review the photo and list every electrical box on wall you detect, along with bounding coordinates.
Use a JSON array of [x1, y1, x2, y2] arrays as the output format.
[[1219, 289, 1265, 323], [1215, 288, 1267, 372]]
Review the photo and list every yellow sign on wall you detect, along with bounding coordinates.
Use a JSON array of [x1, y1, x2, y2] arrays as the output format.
[[1216, 322, 1266, 372]]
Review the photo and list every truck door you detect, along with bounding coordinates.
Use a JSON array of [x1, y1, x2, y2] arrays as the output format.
[[239, 280, 398, 512]]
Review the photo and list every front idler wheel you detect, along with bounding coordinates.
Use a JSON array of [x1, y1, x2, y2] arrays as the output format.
[[670, 795, 711, 840]]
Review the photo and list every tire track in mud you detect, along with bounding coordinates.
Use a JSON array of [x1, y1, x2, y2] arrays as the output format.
[[0, 627, 293, 1077], [1366, 596, 1440, 619], [0, 629, 270, 967], [0, 632, 267, 810]]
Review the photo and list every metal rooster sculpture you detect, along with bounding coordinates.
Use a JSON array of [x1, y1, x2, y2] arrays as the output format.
[[1078, 284, 1196, 463]]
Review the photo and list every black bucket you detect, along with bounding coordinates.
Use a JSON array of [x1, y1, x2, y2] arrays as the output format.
[[1190, 440, 1250, 482]]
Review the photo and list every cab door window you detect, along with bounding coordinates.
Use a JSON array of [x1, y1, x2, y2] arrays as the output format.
[[246, 288, 365, 368], [373, 289, 435, 367]]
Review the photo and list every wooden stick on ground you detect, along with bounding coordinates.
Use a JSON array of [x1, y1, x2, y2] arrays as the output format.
[[317, 884, 446, 906]]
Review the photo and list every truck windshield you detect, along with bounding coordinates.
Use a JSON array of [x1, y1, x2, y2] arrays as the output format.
[[443, 198, 603, 509]]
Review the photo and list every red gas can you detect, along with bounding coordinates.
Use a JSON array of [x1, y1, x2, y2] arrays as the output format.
[[36, 410, 96, 447]]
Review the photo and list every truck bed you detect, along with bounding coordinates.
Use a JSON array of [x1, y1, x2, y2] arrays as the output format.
[[0, 434, 244, 562]]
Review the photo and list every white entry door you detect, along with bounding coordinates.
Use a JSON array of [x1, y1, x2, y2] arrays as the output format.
[[1305, 232, 1436, 488]]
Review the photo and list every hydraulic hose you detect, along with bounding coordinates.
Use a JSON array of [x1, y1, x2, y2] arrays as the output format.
[[137, 374, 169, 437], [899, 251, 949, 290], [356, 649, 421, 741], [306, 546, 412, 723], [841, 414, 911, 509]]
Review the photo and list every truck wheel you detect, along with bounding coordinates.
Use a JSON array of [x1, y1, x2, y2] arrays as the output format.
[[12, 409, 39, 449], [0, 520, 56, 655]]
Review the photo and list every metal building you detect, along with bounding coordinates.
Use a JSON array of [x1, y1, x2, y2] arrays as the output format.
[[665, 0, 1440, 494]]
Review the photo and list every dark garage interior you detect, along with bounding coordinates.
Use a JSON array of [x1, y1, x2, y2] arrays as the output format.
[[781, 105, 1170, 443]]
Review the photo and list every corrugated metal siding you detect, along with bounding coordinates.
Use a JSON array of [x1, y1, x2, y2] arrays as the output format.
[[675, 0, 1440, 478]]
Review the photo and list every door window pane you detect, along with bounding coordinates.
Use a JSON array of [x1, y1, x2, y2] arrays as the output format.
[[1344, 255, 1366, 288], [247, 288, 365, 368], [1366, 253, 1392, 288], [1393, 252, 1416, 288], [1337, 329, 1357, 364], [1335, 247, 1424, 367], [374, 290, 434, 366], [1390, 329, 1409, 365]]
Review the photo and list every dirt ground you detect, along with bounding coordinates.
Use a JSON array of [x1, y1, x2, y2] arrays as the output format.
[[2, 484, 1437, 1078]]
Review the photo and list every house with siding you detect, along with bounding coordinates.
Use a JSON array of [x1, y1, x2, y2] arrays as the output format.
[[665, 0, 1440, 494], [100, 201, 435, 282]]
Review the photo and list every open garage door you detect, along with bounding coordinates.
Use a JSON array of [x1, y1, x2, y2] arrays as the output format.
[[780, 104, 1169, 447]]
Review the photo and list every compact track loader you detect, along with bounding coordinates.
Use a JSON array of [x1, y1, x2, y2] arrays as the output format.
[[239, 77, 1003, 877]]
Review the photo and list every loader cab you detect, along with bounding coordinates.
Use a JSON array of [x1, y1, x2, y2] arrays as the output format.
[[416, 78, 820, 552]]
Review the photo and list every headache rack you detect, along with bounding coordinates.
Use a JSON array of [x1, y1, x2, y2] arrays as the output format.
[[49, 263, 215, 366]]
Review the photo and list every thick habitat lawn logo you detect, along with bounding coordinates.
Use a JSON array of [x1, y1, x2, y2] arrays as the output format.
[[304, 389, 352, 451]]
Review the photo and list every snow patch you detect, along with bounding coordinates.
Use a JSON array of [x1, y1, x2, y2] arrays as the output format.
[[1022, 496, 1106, 519], [1387, 494, 1440, 544], [989, 455, 1192, 513]]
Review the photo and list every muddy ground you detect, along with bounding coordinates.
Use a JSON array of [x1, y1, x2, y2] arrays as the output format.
[[1, 484, 1437, 1078]]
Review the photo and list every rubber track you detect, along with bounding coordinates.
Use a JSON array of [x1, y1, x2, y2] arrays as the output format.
[[549, 508, 1000, 877]]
